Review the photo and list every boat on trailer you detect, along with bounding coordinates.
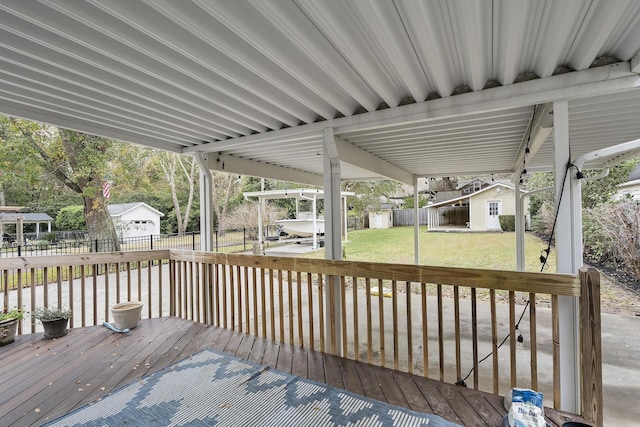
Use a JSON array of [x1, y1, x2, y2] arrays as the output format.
[[276, 212, 324, 237]]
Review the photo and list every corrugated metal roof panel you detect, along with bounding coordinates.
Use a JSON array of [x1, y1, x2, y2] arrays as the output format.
[[0, 0, 639, 182]]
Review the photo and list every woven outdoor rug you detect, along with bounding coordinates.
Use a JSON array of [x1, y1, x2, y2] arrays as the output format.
[[45, 349, 462, 427]]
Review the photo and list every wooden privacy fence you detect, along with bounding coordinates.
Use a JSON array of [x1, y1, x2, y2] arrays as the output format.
[[0, 249, 602, 425], [392, 208, 429, 226]]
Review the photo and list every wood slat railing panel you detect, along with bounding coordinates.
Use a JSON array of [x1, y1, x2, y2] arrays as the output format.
[[0, 250, 600, 424]]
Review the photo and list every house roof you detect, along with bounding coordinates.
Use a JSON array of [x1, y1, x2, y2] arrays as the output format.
[[1, 2, 640, 185], [0, 213, 53, 222], [107, 203, 164, 218], [427, 183, 525, 209]]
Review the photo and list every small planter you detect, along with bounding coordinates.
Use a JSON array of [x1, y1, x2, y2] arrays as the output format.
[[110, 301, 143, 330], [0, 319, 19, 346], [42, 318, 69, 339]]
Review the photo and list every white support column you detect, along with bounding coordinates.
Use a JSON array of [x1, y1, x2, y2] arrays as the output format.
[[553, 100, 581, 413], [515, 182, 525, 303], [515, 182, 525, 272], [195, 153, 214, 252], [323, 127, 343, 356], [414, 175, 420, 265], [343, 195, 349, 243], [257, 178, 265, 254], [312, 195, 318, 250]]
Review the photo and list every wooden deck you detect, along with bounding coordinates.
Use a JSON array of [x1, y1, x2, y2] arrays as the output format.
[[0, 317, 586, 427]]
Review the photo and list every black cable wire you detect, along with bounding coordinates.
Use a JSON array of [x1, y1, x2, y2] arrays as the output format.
[[456, 161, 572, 387]]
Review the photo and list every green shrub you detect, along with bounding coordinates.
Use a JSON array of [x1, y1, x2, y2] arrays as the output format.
[[55, 205, 86, 230], [498, 215, 515, 232]]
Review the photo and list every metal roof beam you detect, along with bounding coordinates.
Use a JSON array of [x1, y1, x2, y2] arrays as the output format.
[[632, 52, 640, 73], [512, 103, 554, 180], [334, 135, 414, 186], [183, 62, 639, 155], [203, 152, 323, 187]]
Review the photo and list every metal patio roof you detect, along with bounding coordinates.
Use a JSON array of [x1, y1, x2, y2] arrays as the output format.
[[1, 0, 640, 185]]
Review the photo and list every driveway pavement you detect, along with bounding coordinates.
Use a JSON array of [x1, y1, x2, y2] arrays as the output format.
[[599, 312, 640, 426]]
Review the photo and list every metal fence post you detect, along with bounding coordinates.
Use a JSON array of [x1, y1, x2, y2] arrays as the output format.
[[150, 234, 153, 250]]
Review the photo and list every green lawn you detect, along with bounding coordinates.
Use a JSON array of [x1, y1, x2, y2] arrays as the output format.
[[307, 226, 556, 273]]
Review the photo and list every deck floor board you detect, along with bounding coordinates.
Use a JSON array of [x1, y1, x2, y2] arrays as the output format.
[[0, 318, 586, 427]]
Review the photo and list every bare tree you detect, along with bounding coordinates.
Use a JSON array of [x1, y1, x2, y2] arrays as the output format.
[[211, 172, 241, 230], [158, 152, 197, 235], [584, 200, 640, 281], [222, 202, 288, 239]]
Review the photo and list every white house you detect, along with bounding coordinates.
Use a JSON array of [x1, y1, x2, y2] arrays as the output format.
[[427, 183, 529, 231], [107, 203, 164, 239]]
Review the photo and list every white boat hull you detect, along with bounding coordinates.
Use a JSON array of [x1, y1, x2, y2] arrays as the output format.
[[276, 219, 325, 237]]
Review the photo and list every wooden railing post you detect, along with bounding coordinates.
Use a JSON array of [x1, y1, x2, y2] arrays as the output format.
[[579, 267, 602, 427]]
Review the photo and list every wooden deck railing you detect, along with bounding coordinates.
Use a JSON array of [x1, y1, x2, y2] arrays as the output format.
[[0, 249, 602, 426]]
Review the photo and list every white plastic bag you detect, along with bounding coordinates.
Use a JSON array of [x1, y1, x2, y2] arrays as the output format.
[[508, 402, 546, 427], [504, 388, 546, 427]]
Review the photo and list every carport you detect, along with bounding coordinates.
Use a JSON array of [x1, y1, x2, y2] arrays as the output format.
[[1, 1, 640, 417]]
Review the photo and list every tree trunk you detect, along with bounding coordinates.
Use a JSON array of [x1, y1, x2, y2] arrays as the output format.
[[84, 189, 120, 252]]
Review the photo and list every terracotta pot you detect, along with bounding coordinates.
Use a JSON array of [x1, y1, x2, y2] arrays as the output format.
[[42, 318, 69, 339], [110, 301, 143, 330], [0, 319, 18, 346]]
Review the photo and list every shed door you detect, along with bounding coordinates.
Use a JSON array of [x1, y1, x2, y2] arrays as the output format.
[[486, 201, 502, 230]]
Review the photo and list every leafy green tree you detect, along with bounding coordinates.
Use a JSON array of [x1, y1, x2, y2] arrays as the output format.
[[527, 159, 639, 217], [342, 180, 400, 220], [403, 194, 429, 209], [581, 160, 639, 208], [0, 117, 120, 251]]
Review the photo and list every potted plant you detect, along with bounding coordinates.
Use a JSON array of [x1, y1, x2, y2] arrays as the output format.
[[0, 308, 25, 346], [110, 301, 143, 330], [32, 307, 72, 339]]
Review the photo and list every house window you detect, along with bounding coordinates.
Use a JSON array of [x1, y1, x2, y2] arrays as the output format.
[[489, 202, 499, 216], [473, 181, 482, 192]]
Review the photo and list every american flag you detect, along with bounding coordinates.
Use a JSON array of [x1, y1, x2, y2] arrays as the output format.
[[102, 180, 111, 199]]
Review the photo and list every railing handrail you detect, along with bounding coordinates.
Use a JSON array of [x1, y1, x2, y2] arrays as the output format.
[[169, 250, 581, 296], [0, 250, 171, 269]]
